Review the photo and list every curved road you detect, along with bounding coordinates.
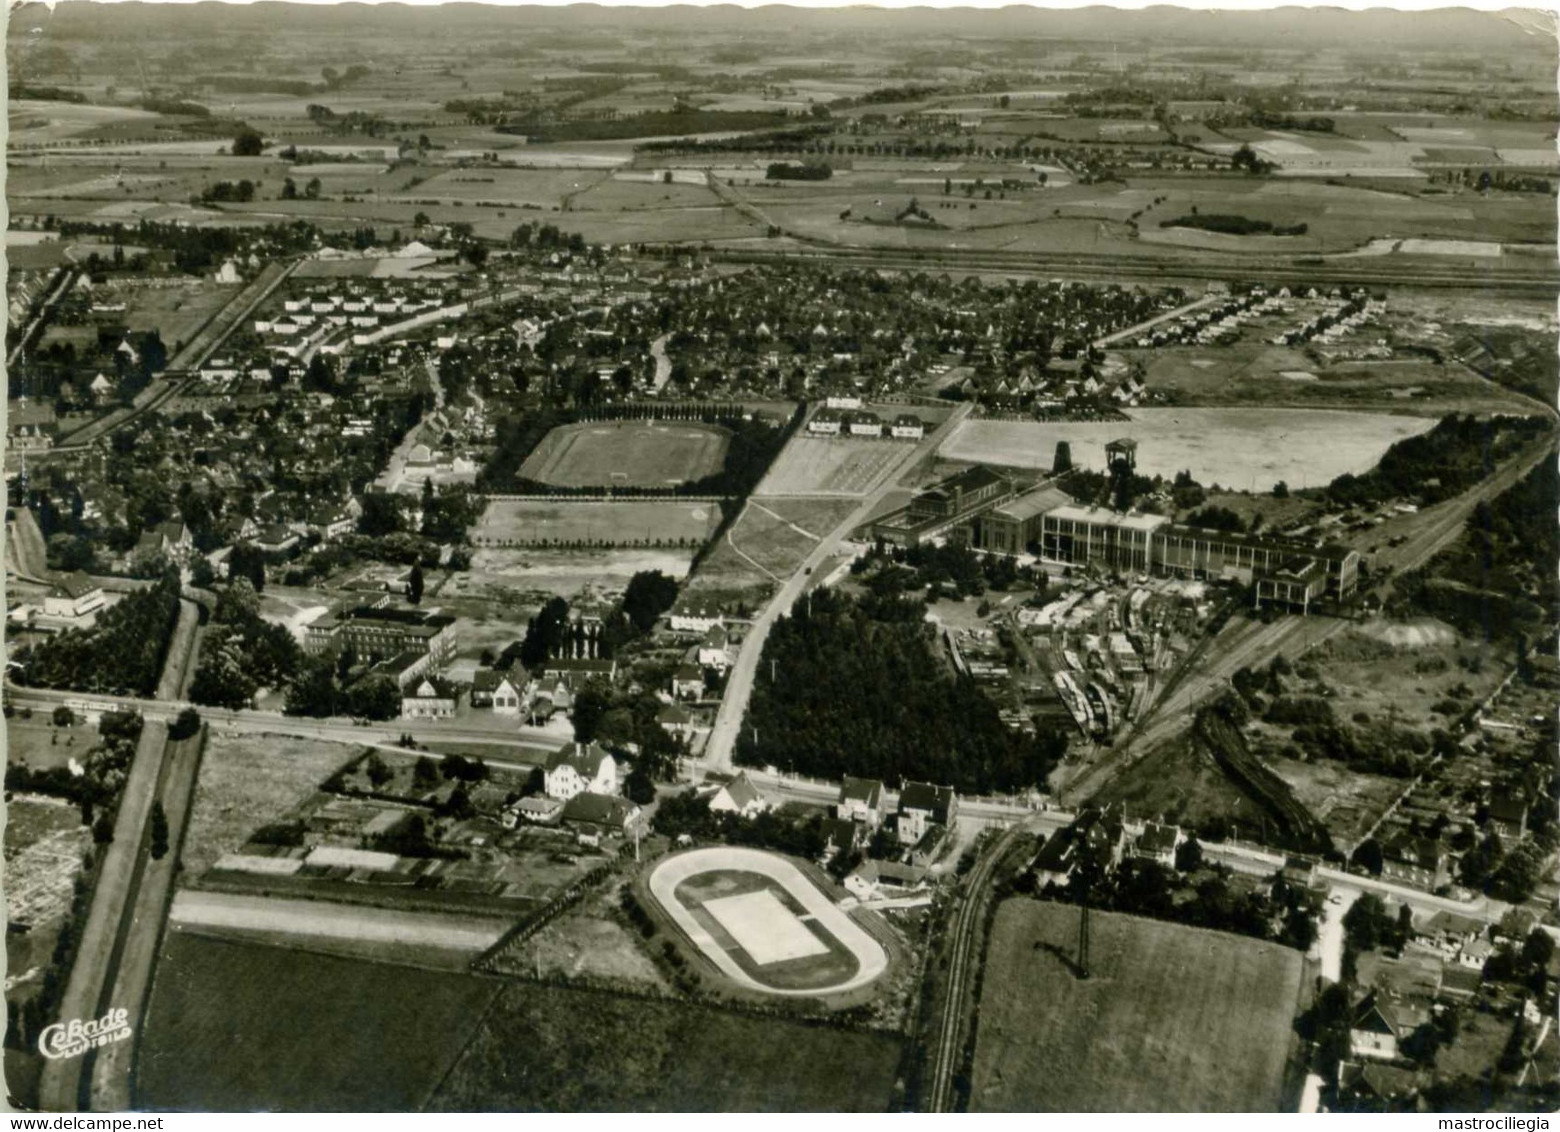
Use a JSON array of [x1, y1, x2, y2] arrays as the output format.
[[701, 403, 972, 772]]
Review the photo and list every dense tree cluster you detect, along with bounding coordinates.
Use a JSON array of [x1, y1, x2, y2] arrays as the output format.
[[188, 580, 302, 709], [1325, 413, 1550, 509], [652, 788, 827, 858], [734, 589, 1065, 792], [1393, 456, 1559, 641], [17, 575, 180, 696]]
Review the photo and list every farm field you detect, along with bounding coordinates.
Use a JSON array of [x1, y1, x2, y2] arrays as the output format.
[[969, 900, 1302, 1112], [135, 933, 500, 1111], [939, 409, 1437, 492], [517, 420, 730, 488], [473, 498, 722, 546], [389, 166, 611, 208], [426, 981, 905, 1111], [757, 435, 916, 497], [180, 732, 361, 877], [1133, 344, 1536, 415]]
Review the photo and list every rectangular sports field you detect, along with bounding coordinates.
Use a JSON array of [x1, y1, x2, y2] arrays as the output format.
[[970, 900, 1302, 1112], [703, 889, 828, 965], [474, 499, 722, 546], [756, 436, 915, 496], [518, 421, 729, 488]]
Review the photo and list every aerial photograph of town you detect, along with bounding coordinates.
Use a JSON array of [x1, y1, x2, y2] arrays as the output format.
[[1, 0, 1556, 1116]]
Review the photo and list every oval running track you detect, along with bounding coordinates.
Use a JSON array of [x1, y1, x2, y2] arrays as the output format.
[[648, 846, 888, 997]]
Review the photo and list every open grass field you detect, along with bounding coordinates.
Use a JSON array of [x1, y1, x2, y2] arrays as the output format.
[[1303, 622, 1511, 731], [1091, 730, 1269, 833], [4, 719, 90, 772], [970, 900, 1303, 1112], [181, 732, 361, 877], [757, 435, 916, 496], [517, 420, 730, 488], [1133, 343, 1536, 416], [135, 933, 500, 1111], [426, 981, 905, 1111], [474, 498, 722, 546], [940, 409, 1436, 492]]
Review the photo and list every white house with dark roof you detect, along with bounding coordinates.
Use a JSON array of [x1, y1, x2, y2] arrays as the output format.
[[896, 781, 958, 846], [400, 676, 457, 720], [1134, 821, 1183, 867], [705, 771, 768, 818], [837, 776, 885, 828], [544, 741, 617, 801], [43, 571, 105, 620], [471, 667, 528, 715], [697, 625, 731, 670]]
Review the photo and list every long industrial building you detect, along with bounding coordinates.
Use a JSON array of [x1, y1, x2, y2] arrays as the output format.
[[861, 463, 1359, 613]]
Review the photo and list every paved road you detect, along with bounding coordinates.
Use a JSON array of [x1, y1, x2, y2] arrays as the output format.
[[36, 721, 169, 1113], [4, 685, 570, 755], [1092, 292, 1222, 350], [9, 266, 76, 369], [88, 730, 205, 1111], [701, 403, 973, 772]]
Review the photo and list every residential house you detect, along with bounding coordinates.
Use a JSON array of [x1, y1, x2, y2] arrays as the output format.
[[896, 781, 958, 847], [669, 605, 723, 634], [807, 408, 843, 436], [561, 792, 642, 837], [1487, 794, 1528, 842], [42, 571, 105, 620], [844, 859, 929, 901], [837, 777, 885, 827], [890, 414, 925, 440], [1457, 938, 1494, 972], [505, 796, 564, 828], [656, 703, 698, 741], [471, 667, 527, 715], [671, 663, 706, 700], [1032, 829, 1077, 889], [1379, 836, 1447, 890], [821, 817, 862, 859], [253, 523, 301, 556], [1134, 821, 1182, 867], [400, 676, 457, 720], [697, 625, 731, 671], [135, 517, 194, 563], [543, 741, 617, 801], [1349, 993, 1430, 1061], [705, 771, 767, 818], [1337, 1062, 1422, 1109], [1423, 911, 1484, 958]]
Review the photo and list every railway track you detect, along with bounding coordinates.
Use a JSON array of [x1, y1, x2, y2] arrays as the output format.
[[925, 823, 1025, 1113], [696, 244, 1560, 297]]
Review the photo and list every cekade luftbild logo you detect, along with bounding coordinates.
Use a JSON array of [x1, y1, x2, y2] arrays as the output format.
[[38, 1008, 132, 1060]]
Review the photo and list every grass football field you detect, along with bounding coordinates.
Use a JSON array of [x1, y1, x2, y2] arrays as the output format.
[[518, 420, 729, 488]]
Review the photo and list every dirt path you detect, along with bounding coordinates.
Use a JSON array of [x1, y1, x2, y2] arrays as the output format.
[[170, 890, 508, 952]]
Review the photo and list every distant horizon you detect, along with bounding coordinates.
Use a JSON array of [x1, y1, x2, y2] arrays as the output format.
[[15, 0, 1552, 12]]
